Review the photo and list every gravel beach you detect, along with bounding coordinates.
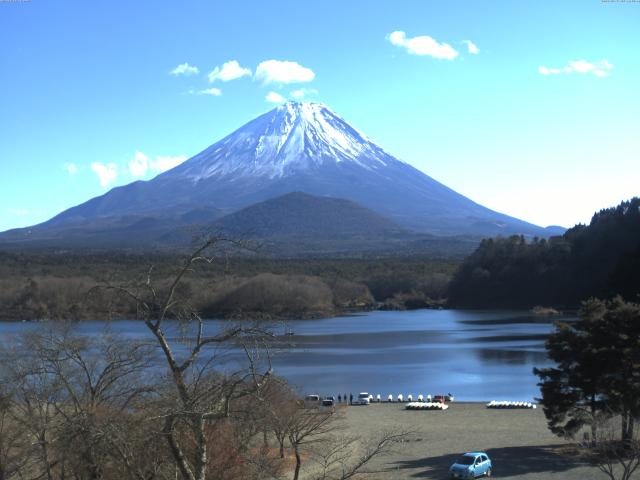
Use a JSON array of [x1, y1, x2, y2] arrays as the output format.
[[306, 402, 604, 479]]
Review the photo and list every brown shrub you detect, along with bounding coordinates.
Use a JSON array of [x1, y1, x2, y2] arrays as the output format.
[[203, 273, 334, 318]]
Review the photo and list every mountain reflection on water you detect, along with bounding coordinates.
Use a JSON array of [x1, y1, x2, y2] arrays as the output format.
[[0, 309, 570, 401]]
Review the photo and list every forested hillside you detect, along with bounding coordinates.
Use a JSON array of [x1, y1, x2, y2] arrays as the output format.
[[448, 198, 640, 308], [0, 253, 455, 321]]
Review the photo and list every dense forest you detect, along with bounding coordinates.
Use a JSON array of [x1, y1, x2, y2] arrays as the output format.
[[448, 197, 640, 308], [3, 198, 639, 318], [0, 253, 455, 321]]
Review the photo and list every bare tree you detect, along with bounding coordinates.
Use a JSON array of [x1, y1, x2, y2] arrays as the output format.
[[309, 430, 413, 480], [95, 237, 274, 480], [261, 379, 299, 459], [2, 348, 64, 480], [1, 326, 157, 480], [580, 413, 640, 480], [286, 402, 336, 480], [0, 390, 30, 480]]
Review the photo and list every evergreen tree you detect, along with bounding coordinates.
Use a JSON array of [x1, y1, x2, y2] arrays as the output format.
[[535, 298, 640, 441]]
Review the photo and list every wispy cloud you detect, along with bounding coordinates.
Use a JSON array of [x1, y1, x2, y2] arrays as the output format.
[[198, 88, 222, 96], [265, 91, 286, 103], [128, 152, 149, 177], [387, 31, 458, 60], [256, 60, 315, 84], [290, 88, 318, 99], [6, 208, 29, 216], [463, 40, 479, 55], [208, 60, 252, 82], [64, 162, 79, 175], [171, 62, 199, 76], [152, 155, 187, 172], [539, 60, 613, 77], [91, 162, 118, 187], [128, 152, 188, 177], [187, 88, 222, 96]]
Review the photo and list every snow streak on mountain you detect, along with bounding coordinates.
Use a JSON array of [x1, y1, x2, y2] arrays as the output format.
[[172, 102, 397, 180]]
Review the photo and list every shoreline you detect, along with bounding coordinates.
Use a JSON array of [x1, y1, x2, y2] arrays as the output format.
[[0, 304, 574, 323]]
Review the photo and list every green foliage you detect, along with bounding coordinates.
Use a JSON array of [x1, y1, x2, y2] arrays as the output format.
[[449, 197, 640, 308], [535, 297, 640, 440]]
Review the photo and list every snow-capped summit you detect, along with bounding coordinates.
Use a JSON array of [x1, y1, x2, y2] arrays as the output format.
[[171, 101, 398, 180], [17, 101, 557, 240]]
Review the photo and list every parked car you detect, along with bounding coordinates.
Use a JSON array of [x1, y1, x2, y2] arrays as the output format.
[[321, 398, 335, 409], [304, 394, 320, 407], [449, 452, 492, 478], [352, 392, 371, 405]]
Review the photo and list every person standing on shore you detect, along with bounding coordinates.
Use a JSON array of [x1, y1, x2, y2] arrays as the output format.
[[338, 394, 342, 403]]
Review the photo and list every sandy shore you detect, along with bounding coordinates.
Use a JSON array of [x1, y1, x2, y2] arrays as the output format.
[[304, 402, 602, 479]]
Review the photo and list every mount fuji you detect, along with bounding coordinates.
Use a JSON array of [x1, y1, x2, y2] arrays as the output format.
[[1, 102, 562, 251]]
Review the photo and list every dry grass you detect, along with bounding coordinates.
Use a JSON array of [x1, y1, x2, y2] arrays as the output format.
[[297, 402, 605, 479]]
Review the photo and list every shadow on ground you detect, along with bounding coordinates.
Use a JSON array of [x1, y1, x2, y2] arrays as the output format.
[[390, 444, 585, 478]]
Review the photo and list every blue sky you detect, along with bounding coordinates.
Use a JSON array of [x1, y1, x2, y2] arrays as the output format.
[[1, 0, 639, 232]]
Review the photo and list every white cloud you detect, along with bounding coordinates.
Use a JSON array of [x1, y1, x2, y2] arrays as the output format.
[[255, 60, 315, 84], [208, 60, 252, 82], [265, 91, 286, 103], [91, 162, 118, 187], [463, 40, 479, 55], [6, 208, 29, 216], [151, 155, 187, 172], [64, 162, 79, 175], [539, 59, 613, 77], [128, 151, 149, 177], [171, 62, 199, 76], [290, 88, 319, 99], [127, 152, 188, 176], [388, 31, 458, 60], [195, 88, 222, 96]]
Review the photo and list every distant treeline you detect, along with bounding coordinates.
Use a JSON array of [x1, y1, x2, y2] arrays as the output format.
[[0, 254, 456, 321], [448, 197, 640, 308]]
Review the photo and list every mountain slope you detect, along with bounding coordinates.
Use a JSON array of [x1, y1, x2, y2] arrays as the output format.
[[212, 192, 406, 238], [2, 101, 560, 248]]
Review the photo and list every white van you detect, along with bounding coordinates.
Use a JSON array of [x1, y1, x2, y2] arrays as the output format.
[[353, 392, 371, 405]]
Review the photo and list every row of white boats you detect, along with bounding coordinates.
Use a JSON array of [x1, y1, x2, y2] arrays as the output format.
[[486, 400, 537, 409], [373, 394, 453, 403], [405, 402, 450, 410], [404, 400, 537, 411]]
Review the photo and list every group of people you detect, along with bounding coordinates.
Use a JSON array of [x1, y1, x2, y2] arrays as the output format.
[[336, 393, 352, 404]]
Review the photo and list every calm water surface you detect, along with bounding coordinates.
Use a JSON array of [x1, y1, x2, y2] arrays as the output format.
[[0, 309, 570, 402]]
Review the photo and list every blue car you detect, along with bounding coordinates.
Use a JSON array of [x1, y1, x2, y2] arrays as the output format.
[[449, 452, 492, 478]]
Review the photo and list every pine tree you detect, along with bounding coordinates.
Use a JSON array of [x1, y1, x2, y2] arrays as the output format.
[[534, 297, 640, 441]]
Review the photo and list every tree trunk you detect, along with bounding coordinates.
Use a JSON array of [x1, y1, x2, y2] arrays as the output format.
[[293, 445, 301, 480], [590, 395, 597, 444], [164, 418, 195, 480], [279, 440, 285, 459], [620, 408, 633, 442], [193, 416, 207, 480]]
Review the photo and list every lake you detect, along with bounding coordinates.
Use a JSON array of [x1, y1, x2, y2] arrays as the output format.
[[0, 309, 569, 402]]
